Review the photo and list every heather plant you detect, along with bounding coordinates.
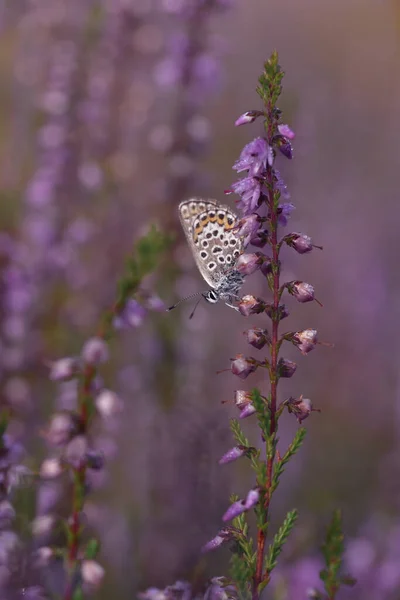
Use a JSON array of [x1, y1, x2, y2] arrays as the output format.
[[194, 53, 354, 599]]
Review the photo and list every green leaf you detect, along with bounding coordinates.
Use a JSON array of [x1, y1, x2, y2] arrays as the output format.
[[229, 553, 252, 600], [230, 419, 250, 448], [272, 428, 306, 492], [265, 509, 298, 574], [319, 509, 355, 598], [85, 538, 100, 559], [251, 388, 270, 438]]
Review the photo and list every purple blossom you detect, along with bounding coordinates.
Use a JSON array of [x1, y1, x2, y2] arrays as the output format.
[[234, 110, 263, 126], [277, 202, 295, 226], [233, 137, 270, 177], [114, 299, 146, 329], [278, 123, 295, 139], [218, 446, 246, 465], [231, 176, 262, 215]]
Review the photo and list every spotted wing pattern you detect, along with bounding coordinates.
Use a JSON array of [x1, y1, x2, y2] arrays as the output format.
[[179, 198, 243, 288]]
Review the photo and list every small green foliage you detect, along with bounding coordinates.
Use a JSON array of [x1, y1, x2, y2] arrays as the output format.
[[319, 509, 355, 598], [230, 553, 252, 600], [265, 509, 298, 575], [230, 419, 250, 448], [272, 428, 306, 492], [85, 538, 100, 559], [251, 388, 270, 437], [0, 411, 9, 447], [256, 50, 284, 114], [72, 587, 84, 600]]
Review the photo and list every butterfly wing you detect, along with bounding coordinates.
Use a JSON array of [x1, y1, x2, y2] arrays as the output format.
[[179, 198, 243, 288]]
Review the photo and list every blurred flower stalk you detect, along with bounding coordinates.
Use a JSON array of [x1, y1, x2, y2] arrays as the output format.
[[37, 228, 168, 600], [203, 53, 352, 599]]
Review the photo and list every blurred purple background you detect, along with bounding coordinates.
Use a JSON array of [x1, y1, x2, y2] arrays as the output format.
[[1, 1, 400, 598]]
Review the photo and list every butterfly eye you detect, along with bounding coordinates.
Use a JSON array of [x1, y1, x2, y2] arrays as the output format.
[[205, 290, 219, 303]]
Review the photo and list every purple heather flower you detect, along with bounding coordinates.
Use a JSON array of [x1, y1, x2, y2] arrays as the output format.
[[278, 123, 295, 139], [81, 559, 105, 589], [95, 389, 123, 419], [277, 202, 295, 225], [292, 329, 318, 355], [230, 354, 257, 379], [201, 528, 234, 553], [46, 411, 80, 447], [245, 327, 270, 350], [233, 137, 270, 177], [234, 110, 263, 126], [114, 299, 146, 329], [233, 213, 260, 247], [277, 357, 297, 378], [244, 487, 260, 509], [40, 458, 63, 479], [231, 176, 261, 215], [81, 337, 109, 365], [222, 499, 247, 522], [218, 446, 247, 465], [48, 357, 80, 382], [250, 229, 269, 248], [64, 435, 88, 469], [238, 294, 265, 316], [287, 281, 316, 304], [236, 252, 263, 275], [276, 135, 293, 159], [234, 390, 256, 418]]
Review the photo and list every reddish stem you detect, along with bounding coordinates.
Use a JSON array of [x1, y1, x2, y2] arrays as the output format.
[[252, 101, 280, 600]]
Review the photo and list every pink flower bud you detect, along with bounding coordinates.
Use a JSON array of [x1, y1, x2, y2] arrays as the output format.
[[218, 446, 247, 465], [260, 257, 272, 276], [277, 358, 297, 378], [276, 136, 293, 159], [285, 233, 313, 254], [48, 358, 80, 382], [238, 295, 265, 316], [233, 214, 260, 247], [250, 230, 269, 248], [81, 559, 105, 589], [278, 123, 295, 140], [95, 389, 123, 419], [245, 327, 270, 350], [201, 527, 234, 553], [81, 337, 109, 365], [47, 411, 81, 447], [40, 458, 63, 479], [64, 435, 88, 469], [292, 329, 318, 354], [230, 354, 258, 379], [287, 396, 319, 423], [235, 110, 263, 126], [287, 281, 315, 303], [236, 252, 263, 275]]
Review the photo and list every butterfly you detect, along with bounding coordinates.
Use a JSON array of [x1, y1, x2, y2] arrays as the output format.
[[168, 198, 245, 316]]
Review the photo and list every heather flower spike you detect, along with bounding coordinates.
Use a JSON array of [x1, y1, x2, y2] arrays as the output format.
[[205, 52, 347, 600]]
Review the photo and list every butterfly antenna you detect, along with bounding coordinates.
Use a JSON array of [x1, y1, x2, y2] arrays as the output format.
[[189, 298, 202, 320], [167, 291, 205, 312]]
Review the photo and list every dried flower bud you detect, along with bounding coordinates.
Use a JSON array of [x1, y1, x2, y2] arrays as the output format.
[[245, 327, 270, 350], [47, 411, 81, 447], [236, 252, 263, 275], [292, 329, 318, 354], [234, 390, 256, 418], [285, 233, 313, 254], [81, 559, 105, 589], [234, 110, 263, 126], [64, 435, 88, 469], [238, 295, 265, 316], [201, 528, 235, 553], [218, 446, 247, 465], [286, 281, 316, 304], [95, 389, 123, 419], [244, 487, 260, 509], [278, 123, 295, 140], [222, 499, 247, 522], [277, 358, 297, 378], [40, 458, 63, 479], [287, 396, 319, 423], [48, 358, 80, 382], [81, 337, 109, 365], [230, 355, 258, 379]]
